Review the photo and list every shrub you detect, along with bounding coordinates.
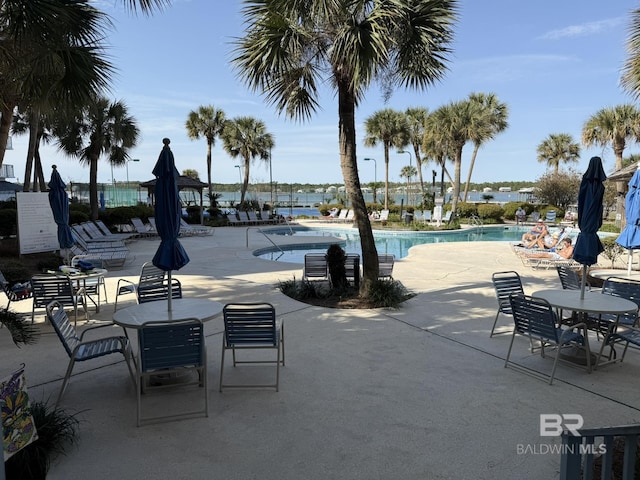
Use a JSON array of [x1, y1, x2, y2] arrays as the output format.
[[455, 202, 477, 218], [365, 279, 413, 309], [503, 202, 535, 220], [0, 259, 31, 284], [69, 210, 89, 225], [600, 223, 620, 233], [601, 236, 625, 268], [476, 203, 504, 221]]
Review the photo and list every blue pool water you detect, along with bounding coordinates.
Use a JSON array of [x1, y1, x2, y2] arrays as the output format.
[[255, 225, 530, 263]]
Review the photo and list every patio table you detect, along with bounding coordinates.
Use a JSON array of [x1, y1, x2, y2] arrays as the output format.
[[54, 267, 108, 313], [531, 289, 638, 368], [112, 298, 223, 329]]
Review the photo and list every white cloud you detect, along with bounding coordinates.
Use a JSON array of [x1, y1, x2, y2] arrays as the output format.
[[539, 17, 625, 40]]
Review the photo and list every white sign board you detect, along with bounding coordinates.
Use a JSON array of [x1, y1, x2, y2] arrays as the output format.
[[16, 192, 60, 254]]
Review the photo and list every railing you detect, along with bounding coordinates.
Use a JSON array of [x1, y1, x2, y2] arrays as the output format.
[[560, 424, 640, 480], [469, 214, 483, 232], [246, 227, 285, 256]]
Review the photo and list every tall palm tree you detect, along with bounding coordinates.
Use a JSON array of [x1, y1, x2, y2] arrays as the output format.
[[582, 104, 640, 218], [429, 100, 475, 215], [186, 105, 227, 206], [54, 96, 140, 220], [364, 109, 407, 210], [621, 7, 640, 99], [0, 0, 114, 173], [536, 133, 580, 174], [232, 0, 457, 291], [221, 117, 274, 206], [399, 165, 417, 206], [404, 107, 429, 205], [462, 92, 508, 201]]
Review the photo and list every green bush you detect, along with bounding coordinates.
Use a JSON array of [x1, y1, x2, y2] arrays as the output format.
[[599, 223, 620, 233], [69, 210, 89, 225], [476, 203, 504, 221], [0, 259, 31, 284], [365, 279, 413, 309], [503, 202, 535, 220], [455, 202, 477, 218], [601, 236, 624, 268]]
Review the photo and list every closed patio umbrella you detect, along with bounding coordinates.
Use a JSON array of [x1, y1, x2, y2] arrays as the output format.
[[616, 168, 640, 273], [573, 156, 606, 299], [151, 138, 190, 311], [48, 165, 74, 262]]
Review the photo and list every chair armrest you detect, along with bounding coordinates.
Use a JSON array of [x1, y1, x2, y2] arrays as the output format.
[[116, 278, 136, 293], [78, 322, 118, 340]]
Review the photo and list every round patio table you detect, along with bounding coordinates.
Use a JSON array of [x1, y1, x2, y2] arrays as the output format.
[[112, 298, 223, 328]]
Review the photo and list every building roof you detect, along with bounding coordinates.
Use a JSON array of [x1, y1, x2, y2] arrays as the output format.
[[607, 162, 639, 182]]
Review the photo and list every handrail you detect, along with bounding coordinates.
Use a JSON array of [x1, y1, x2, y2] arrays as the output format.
[[469, 214, 483, 231], [245, 227, 285, 255], [560, 424, 640, 479]]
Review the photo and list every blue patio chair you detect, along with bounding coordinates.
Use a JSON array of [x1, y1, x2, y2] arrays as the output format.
[[31, 275, 87, 325], [46, 300, 135, 406], [490, 271, 523, 337], [114, 262, 182, 311], [137, 318, 208, 426], [303, 253, 329, 282], [378, 254, 395, 279], [506, 294, 591, 384], [220, 303, 285, 392]]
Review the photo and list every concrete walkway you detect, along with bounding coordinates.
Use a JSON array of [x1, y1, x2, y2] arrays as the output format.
[[2, 222, 639, 480]]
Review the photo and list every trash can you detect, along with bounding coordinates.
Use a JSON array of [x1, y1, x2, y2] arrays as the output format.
[[404, 213, 413, 224]]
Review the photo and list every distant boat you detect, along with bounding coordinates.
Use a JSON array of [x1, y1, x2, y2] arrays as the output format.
[[498, 186, 511, 192], [482, 187, 492, 192], [518, 187, 535, 193]]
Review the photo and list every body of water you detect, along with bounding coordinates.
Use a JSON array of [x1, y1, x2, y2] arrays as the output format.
[[255, 225, 529, 263]]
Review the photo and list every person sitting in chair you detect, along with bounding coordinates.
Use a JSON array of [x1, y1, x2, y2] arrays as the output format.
[[527, 228, 565, 250], [524, 238, 574, 260], [521, 219, 547, 244], [515, 206, 526, 225]]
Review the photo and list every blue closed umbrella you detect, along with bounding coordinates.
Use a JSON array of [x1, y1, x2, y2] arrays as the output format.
[[151, 138, 189, 311], [573, 156, 606, 298], [48, 165, 74, 257], [616, 168, 640, 273]]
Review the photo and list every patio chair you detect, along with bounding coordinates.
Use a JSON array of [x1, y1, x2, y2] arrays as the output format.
[[506, 294, 591, 385], [46, 300, 136, 406], [219, 303, 285, 392], [303, 253, 329, 282], [345, 253, 360, 287], [378, 254, 395, 279], [423, 210, 433, 223], [490, 271, 523, 337], [335, 209, 349, 222], [545, 210, 557, 224], [0, 269, 32, 311], [556, 265, 582, 291], [375, 209, 389, 222], [31, 275, 88, 325], [136, 318, 208, 426], [114, 262, 182, 311], [599, 277, 640, 327]]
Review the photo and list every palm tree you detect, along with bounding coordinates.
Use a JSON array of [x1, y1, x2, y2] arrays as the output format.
[[54, 96, 140, 220], [582, 104, 640, 218], [423, 110, 454, 199], [400, 165, 417, 206], [0, 0, 114, 173], [231, 0, 457, 291], [462, 92, 508, 201], [221, 117, 274, 206], [364, 109, 408, 210], [404, 107, 429, 205], [536, 133, 580, 174], [621, 7, 640, 99], [186, 105, 227, 206], [429, 100, 476, 215]]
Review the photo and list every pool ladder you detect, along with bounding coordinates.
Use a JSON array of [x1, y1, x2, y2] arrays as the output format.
[[469, 215, 484, 233]]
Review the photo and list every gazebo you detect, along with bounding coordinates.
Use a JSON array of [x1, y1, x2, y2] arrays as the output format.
[[140, 175, 208, 224]]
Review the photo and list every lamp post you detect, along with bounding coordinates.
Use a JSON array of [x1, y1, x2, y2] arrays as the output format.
[[398, 150, 412, 205], [234, 165, 242, 184], [364, 157, 377, 204], [269, 147, 273, 212]]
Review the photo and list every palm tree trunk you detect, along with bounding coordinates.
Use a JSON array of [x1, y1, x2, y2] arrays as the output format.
[[240, 156, 250, 205], [413, 145, 425, 205], [0, 102, 15, 171], [451, 148, 463, 215], [206, 140, 213, 206], [383, 144, 390, 210], [462, 143, 480, 202], [89, 156, 99, 220], [337, 80, 378, 291]]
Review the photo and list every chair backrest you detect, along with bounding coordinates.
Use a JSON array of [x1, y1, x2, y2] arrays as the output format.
[[304, 253, 328, 279], [378, 254, 395, 279], [423, 210, 432, 221], [556, 265, 581, 290], [546, 210, 557, 223], [46, 300, 81, 358], [528, 211, 541, 223], [509, 293, 560, 342], [136, 263, 182, 304], [492, 271, 524, 314], [602, 277, 640, 325], [337, 209, 348, 220], [138, 319, 204, 372], [379, 210, 389, 221], [31, 276, 77, 308], [223, 303, 277, 346], [345, 253, 360, 279], [443, 210, 452, 222], [71, 224, 91, 242]]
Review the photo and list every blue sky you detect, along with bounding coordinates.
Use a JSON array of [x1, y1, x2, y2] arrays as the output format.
[[6, 0, 640, 187]]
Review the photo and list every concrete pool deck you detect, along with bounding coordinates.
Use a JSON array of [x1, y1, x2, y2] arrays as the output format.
[[2, 221, 639, 480]]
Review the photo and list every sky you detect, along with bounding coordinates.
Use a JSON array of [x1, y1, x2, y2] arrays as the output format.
[[5, 0, 640, 188]]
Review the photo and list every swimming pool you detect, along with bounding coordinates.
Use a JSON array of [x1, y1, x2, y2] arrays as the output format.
[[254, 225, 530, 263]]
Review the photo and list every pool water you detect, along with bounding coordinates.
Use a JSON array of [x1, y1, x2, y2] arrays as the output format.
[[255, 225, 529, 263]]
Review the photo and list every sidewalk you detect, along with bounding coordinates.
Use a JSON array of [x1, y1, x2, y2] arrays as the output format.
[[2, 224, 639, 480]]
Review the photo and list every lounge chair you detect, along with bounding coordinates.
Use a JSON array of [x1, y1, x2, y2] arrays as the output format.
[[376, 209, 389, 222], [0, 269, 32, 311], [345, 209, 355, 223], [81, 221, 134, 243], [226, 213, 248, 226], [219, 302, 285, 391], [545, 210, 557, 224], [94, 220, 137, 242], [46, 300, 136, 406], [423, 210, 433, 223], [179, 218, 212, 235], [246, 211, 268, 225], [130, 218, 155, 238], [526, 211, 541, 224], [335, 209, 349, 222]]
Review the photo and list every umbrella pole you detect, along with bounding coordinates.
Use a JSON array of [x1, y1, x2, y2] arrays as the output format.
[[167, 270, 172, 311], [580, 265, 587, 300]]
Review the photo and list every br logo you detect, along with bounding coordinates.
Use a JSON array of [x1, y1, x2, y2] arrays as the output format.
[[540, 414, 584, 437]]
